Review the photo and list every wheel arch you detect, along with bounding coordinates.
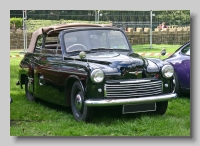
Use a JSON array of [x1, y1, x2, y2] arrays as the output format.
[[20, 74, 27, 89], [64, 75, 86, 106]]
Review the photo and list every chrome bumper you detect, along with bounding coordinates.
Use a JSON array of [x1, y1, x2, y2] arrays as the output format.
[[85, 93, 177, 107]]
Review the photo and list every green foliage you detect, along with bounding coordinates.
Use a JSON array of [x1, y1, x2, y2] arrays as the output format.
[[10, 17, 23, 29], [153, 10, 190, 26], [10, 10, 190, 26]]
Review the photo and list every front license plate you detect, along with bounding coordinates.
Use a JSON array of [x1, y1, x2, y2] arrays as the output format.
[[122, 103, 156, 114]]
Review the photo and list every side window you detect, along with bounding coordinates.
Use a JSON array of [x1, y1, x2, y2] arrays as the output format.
[[181, 44, 190, 56], [36, 35, 43, 49], [34, 34, 43, 53]]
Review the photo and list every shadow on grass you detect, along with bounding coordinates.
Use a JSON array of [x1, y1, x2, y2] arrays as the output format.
[[12, 94, 190, 125], [25, 97, 155, 124], [88, 106, 159, 125], [34, 98, 72, 114]]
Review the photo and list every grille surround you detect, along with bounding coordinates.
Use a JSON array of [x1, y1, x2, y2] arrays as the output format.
[[104, 79, 163, 98]]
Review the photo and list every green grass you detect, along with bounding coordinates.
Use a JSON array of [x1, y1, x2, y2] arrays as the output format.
[[133, 44, 182, 53], [10, 44, 190, 136]]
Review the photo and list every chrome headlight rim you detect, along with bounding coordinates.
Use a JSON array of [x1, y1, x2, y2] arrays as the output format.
[[144, 58, 149, 66], [161, 64, 174, 79], [90, 69, 104, 83]]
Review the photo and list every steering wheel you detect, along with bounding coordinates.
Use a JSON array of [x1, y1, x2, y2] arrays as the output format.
[[66, 44, 87, 52]]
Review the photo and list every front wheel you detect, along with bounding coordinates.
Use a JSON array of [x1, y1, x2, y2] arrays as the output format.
[[71, 81, 93, 122], [155, 101, 168, 115], [173, 72, 182, 97]]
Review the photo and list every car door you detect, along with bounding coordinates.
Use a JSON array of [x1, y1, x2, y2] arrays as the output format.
[[33, 50, 62, 103]]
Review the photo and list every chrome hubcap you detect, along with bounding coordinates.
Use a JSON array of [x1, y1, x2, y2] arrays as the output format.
[[172, 78, 176, 93], [173, 79, 175, 84], [75, 93, 82, 111]]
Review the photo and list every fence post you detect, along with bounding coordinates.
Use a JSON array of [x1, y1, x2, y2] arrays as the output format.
[[23, 10, 27, 52], [98, 10, 100, 23], [95, 10, 98, 23], [149, 10, 153, 49]]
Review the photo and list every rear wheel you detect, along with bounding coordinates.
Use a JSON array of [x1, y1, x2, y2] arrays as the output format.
[[71, 81, 93, 122], [155, 101, 168, 115], [25, 77, 36, 101]]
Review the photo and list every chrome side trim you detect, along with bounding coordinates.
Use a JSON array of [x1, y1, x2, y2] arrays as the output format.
[[59, 70, 87, 76], [85, 93, 177, 106], [41, 68, 87, 76]]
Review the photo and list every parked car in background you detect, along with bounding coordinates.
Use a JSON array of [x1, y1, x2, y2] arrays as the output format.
[[16, 23, 177, 122], [163, 41, 190, 96]]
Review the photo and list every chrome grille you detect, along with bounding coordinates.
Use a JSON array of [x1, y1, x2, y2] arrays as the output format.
[[104, 80, 162, 98]]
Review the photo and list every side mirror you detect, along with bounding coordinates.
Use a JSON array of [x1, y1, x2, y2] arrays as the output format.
[[159, 48, 166, 59], [160, 48, 166, 56]]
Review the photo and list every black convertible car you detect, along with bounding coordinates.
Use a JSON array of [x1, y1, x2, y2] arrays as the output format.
[[16, 23, 177, 122]]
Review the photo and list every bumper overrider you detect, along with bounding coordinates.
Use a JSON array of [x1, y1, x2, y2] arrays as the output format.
[[85, 93, 177, 106]]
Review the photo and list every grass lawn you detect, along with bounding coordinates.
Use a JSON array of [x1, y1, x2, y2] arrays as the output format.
[[10, 44, 190, 136]]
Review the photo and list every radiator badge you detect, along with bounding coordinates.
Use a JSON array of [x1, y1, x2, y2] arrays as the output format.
[[129, 71, 142, 76]]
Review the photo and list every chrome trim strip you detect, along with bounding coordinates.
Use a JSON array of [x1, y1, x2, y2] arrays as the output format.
[[120, 80, 150, 83], [105, 92, 162, 98], [59, 70, 87, 75], [104, 84, 107, 97], [106, 86, 161, 91], [128, 71, 142, 74], [85, 93, 177, 106], [41, 68, 59, 72], [106, 81, 162, 86], [41, 68, 87, 75]]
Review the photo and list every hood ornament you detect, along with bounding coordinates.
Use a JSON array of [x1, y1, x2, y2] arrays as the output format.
[[79, 51, 90, 69], [79, 51, 86, 59]]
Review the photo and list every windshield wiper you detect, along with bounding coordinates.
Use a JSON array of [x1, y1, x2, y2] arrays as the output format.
[[90, 48, 114, 52], [67, 50, 91, 53]]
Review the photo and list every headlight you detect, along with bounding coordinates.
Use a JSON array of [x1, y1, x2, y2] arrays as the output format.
[[91, 69, 104, 83], [161, 65, 174, 78]]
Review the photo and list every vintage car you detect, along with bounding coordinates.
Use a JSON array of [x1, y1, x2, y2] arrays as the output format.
[[16, 23, 177, 122], [163, 41, 190, 96]]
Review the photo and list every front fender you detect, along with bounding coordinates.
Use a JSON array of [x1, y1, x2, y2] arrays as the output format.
[[64, 75, 88, 106], [146, 58, 170, 72]]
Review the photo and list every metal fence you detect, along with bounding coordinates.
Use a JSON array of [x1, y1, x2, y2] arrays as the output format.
[[10, 10, 190, 30], [10, 10, 190, 48]]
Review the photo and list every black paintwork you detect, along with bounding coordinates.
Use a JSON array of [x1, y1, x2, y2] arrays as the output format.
[[18, 26, 174, 107]]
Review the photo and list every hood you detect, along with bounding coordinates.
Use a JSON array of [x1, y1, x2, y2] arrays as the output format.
[[65, 51, 146, 76]]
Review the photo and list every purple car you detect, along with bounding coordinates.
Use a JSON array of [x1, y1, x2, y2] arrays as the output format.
[[163, 41, 190, 96]]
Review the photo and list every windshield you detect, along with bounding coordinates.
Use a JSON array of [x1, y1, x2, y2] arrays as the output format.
[[63, 29, 130, 53], [181, 44, 190, 56]]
